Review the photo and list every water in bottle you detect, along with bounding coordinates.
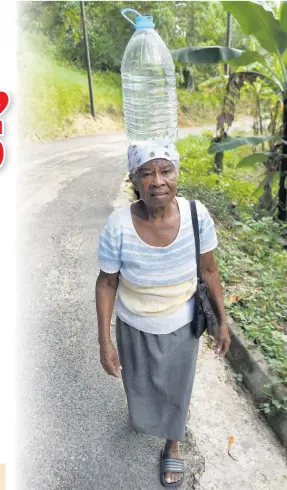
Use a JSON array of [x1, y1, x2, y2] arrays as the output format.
[[121, 9, 178, 144]]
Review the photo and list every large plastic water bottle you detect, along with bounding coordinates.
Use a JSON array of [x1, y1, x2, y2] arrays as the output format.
[[121, 8, 178, 144]]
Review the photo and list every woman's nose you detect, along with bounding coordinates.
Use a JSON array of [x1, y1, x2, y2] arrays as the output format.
[[152, 171, 165, 187]]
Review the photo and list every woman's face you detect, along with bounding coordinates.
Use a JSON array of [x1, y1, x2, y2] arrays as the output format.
[[131, 159, 178, 207]]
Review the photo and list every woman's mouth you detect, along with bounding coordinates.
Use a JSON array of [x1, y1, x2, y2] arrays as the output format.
[[151, 193, 168, 198]]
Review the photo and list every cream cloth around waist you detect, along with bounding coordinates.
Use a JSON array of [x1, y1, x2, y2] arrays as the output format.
[[118, 275, 197, 317]]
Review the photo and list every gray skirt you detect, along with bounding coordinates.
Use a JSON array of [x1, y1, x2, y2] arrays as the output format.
[[116, 317, 199, 441]]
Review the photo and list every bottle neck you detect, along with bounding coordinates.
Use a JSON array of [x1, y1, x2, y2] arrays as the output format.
[[135, 27, 154, 31]]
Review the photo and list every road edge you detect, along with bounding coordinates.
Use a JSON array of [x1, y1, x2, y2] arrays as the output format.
[[112, 173, 135, 209], [226, 316, 287, 447]]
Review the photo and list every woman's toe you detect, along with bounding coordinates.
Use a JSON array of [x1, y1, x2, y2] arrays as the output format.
[[164, 471, 183, 483], [173, 472, 183, 482], [165, 472, 171, 484]]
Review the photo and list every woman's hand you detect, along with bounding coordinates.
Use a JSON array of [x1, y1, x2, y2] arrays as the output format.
[[215, 324, 231, 357], [100, 341, 122, 377], [200, 252, 231, 357]]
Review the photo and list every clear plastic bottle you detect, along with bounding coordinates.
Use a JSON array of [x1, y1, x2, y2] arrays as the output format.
[[121, 9, 178, 144]]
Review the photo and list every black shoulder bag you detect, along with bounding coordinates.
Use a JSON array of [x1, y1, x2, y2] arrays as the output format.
[[189, 200, 219, 339]]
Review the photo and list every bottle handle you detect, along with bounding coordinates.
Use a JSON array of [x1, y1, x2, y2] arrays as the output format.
[[121, 8, 142, 27]]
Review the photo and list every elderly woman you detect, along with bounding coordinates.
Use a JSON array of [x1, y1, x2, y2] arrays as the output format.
[[96, 142, 230, 487]]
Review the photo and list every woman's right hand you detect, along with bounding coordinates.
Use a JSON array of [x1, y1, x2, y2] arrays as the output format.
[[100, 341, 122, 377]]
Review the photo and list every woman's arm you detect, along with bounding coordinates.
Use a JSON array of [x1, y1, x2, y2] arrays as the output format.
[[96, 270, 119, 344], [200, 251, 231, 356], [96, 270, 121, 376]]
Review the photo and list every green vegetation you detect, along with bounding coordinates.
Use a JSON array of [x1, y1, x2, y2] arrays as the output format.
[[177, 134, 287, 381], [177, 85, 226, 126], [19, 1, 243, 78], [19, 33, 229, 141], [19, 34, 123, 140], [173, 0, 287, 220], [18, 1, 249, 140]]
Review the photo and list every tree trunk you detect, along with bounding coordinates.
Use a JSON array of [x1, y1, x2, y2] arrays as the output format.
[[278, 97, 287, 221], [214, 151, 224, 173], [183, 68, 194, 91]]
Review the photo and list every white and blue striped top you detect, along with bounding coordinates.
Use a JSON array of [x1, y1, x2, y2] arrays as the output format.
[[98, 197, 218, 334]]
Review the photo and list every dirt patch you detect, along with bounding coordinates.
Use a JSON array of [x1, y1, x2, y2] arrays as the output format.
[[20, 112, 125, 143], [57, 113, 124, 140], [178, 111, 196, 127], [72, 111, 201, 137], [178, 110, 218, 128], [21, 109, 215, 143]]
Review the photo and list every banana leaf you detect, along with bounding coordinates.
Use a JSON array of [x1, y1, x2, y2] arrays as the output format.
[[222, 1, 287, 54], [208, 135, 276, 154], [171, 46, 266, 67]]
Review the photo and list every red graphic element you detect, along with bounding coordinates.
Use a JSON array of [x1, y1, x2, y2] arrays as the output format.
[[0, 141, 5, 168], [0, 92, 9, 169], [0, 91, 10, 115]]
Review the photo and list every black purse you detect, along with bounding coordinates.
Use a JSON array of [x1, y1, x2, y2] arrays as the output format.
[[189, 200, 219, 339]]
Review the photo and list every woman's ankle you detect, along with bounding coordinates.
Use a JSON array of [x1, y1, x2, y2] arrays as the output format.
[[165, 440, 180, 452]]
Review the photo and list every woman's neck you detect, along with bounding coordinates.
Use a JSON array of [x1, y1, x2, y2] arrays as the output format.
[[140, 199, 177, 221], [149, 206, 166, 220]]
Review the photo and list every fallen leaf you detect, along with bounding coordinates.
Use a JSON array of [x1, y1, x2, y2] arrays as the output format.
[[229, 295, 242, 304], [228, 435, 237, 461]]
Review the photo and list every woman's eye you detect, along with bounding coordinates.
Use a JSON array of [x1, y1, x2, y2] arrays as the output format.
[[163, 169, 170, 174]]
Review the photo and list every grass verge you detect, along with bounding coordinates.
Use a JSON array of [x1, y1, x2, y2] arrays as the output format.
[[19, 46, 124, 141], [177, 134, 287, 382]]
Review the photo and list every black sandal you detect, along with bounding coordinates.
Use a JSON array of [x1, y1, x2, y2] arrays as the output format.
[[160, 449, 185, 488]]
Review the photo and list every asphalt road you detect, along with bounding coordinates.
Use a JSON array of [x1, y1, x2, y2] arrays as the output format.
[[18, 128, 206, 490]]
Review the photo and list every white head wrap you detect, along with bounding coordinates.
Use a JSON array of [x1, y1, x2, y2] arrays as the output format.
[[128, 140, 180, 175]]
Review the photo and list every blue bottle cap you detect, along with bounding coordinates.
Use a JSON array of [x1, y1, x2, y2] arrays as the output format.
[[135, 15, 155, 30], [121, 9, 155, 30]]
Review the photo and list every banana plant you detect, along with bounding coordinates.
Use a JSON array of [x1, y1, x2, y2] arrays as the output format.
[[172, 1, 287, 221]]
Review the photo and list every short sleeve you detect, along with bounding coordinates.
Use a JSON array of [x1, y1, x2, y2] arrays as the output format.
[[195, 200, 218, 254], [98, 211, 122, 273]]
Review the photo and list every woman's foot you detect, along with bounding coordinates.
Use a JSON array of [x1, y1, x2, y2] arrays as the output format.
[[163, 440, 183, 484]]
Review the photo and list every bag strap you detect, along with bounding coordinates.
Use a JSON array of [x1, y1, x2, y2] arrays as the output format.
[[189, 200, 201, 280]]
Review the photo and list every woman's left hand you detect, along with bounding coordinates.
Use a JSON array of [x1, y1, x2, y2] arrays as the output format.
[[215, 324, 231, 356]]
